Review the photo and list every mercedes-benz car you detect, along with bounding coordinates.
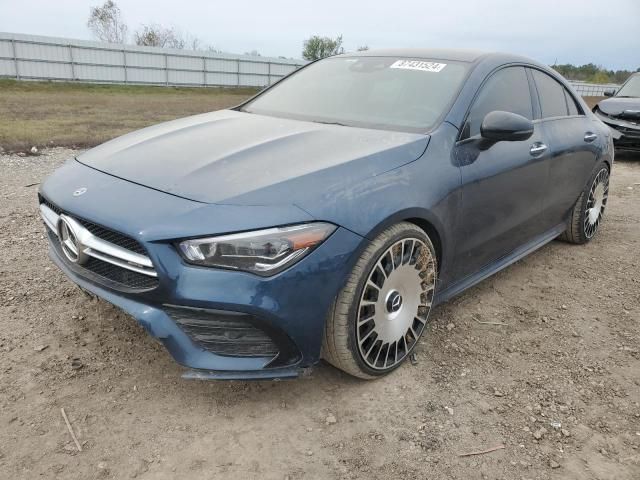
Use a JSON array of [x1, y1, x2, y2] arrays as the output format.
[[593, 72, 640, 152], [39, 49, 614, 380]]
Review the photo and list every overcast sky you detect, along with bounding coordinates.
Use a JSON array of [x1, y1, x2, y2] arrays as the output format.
[[0, 0, 638, 69]]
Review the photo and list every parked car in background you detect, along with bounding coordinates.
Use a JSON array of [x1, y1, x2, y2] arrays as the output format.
[[593, 72, 640, 152], [39, 49, 614, 380]]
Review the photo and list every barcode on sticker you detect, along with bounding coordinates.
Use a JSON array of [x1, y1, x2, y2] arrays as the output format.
[[390, 60, 447, 72]]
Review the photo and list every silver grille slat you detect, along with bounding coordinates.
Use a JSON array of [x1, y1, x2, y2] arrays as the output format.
[[40, 203, 59, 232], [39, 203, 157, 278]]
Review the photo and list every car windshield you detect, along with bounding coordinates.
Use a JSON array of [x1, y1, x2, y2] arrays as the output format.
[[617, 75, 640, 97], [242, 56, 469, 132]]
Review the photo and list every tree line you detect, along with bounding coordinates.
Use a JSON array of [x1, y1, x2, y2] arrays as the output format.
[[551, 63, 638, 85], [88, 1, 637, 82]]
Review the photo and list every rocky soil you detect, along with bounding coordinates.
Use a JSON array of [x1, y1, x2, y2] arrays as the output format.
[[1, 149, 639, 479]]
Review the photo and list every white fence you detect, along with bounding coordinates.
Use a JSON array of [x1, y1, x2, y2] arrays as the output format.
[[0, 32, 304, 88], [0, 33, 623, 96], [568, 81, 620, 97]]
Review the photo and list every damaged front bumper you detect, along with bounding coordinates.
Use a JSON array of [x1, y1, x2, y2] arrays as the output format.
[[594, 109, 640, 152]]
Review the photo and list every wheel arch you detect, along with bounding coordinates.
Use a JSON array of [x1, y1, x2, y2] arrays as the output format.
[[404, 217, 443, 271], [361, 208, 445, 275]]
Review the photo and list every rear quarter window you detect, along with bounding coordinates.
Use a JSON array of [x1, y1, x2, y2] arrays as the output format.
[[532, 69, 570, 118], [564, 89, 581, 116]]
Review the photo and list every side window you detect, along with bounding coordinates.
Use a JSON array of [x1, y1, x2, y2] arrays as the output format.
[[564, 89, 581, 116], [462, 66, 533, 139], [532, 70, 569, 118]]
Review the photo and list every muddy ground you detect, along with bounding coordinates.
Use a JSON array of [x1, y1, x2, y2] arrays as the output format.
[[1, 149, 639, 480]]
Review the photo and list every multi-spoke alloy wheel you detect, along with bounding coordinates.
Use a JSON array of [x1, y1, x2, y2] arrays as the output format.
[[583, 168, 609, 239], [356, 238, 435, 370], [560, 162, 611, 245], [322, 222, 437, 379]]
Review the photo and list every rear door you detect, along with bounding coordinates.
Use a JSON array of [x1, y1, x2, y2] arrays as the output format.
[[529, 69, 600, 227], [453, 66, 549, 280]]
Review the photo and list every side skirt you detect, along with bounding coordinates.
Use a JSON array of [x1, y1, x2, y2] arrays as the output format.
[[433, 223, 567, 305]]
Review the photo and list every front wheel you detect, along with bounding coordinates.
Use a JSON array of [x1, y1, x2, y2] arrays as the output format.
[[322, 222, 437, 379], [560, 163, 610, 244]]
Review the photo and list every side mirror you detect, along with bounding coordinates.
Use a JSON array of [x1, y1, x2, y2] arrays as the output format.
[[603, 89, 615, 97], [480, 111, 534, 142]]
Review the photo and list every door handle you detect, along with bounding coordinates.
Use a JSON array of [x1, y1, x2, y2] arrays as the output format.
[[584, 132, 598, 143], [529, 142, 548, 156]]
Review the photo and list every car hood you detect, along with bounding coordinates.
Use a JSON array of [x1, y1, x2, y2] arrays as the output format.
[[77, 110, 429, 205], [597, 97, 640, 120]]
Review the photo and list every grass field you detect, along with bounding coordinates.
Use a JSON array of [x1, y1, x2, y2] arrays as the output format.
[[0, 79, 603, 153], [0, 80, 258, 152]]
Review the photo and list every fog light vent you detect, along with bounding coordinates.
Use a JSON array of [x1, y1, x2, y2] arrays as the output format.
[[164, 305, 279, 358]]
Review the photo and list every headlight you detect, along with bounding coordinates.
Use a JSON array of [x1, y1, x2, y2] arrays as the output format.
[[178, 222, 336, 276]]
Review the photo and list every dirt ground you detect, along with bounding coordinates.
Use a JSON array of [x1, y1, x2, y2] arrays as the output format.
[[0, 148, 638, 480]]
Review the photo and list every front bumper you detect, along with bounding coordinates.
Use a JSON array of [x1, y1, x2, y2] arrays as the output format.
[[594, 110, 640, 152], [45, 223, 364, 379], [38, 160, 365, 379]]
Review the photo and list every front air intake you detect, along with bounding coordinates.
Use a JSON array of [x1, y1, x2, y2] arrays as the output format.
[[164, 305, 280, 358]]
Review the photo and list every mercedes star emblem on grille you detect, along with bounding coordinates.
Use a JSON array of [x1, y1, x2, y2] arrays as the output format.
[[57, 215, 88, 265]]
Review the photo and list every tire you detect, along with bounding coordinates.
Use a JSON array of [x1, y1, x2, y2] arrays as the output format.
[[560, 162, 610, 244], [322, 222, 437, 379]]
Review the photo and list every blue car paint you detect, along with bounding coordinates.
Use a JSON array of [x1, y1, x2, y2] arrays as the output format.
[[76, 110, 430, 205], [41, 160, 316, 241], [39, 49, 613, 379], [44, 192, 365, 375]]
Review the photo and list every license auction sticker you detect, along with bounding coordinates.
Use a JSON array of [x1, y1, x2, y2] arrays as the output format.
[[390, 60, 447, 72]]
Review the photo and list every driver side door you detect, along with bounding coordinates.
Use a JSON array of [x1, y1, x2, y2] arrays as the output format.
[[452, 66, 550, 281]]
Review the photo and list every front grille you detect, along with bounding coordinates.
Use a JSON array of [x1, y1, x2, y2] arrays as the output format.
[[39, 195, 147, 255], [82, 256, 159, 290], [78, 219, 147, 255], [41, 196, 158, 292], [165, 305, 280, 358], [47, 230, 159, 291], [41, 197, 61, 215]]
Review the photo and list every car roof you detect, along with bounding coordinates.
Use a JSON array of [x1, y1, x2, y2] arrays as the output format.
[[343, 48, 488, 63], [343, 48, 539, 67]]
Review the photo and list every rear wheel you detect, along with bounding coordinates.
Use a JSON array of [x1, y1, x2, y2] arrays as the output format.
[[561, 163, 610, 244], [322, 223, 437, 379]]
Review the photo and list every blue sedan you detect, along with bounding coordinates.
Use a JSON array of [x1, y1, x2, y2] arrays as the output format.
[[39, 49, 614, 379]]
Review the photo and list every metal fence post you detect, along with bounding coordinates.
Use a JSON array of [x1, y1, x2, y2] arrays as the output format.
[[11, 38, 19, 80], [267, 62, 271, 86], [164, 53, 169, 85], [237, 59, 241, 87], [122, 49, 127, 83], [202, 56, 206, 86], [68, 44, 75, 81]]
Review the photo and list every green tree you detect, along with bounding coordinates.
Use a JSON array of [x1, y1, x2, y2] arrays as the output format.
[[552, 63, 635, 84], [591, 71, 611, 84], [302, 35, 344, 61]]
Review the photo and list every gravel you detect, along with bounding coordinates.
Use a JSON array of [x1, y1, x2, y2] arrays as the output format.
[[1, 149, 639, 479]]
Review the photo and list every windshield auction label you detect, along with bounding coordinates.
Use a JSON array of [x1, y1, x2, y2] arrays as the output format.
[[390, 60, 447, 72]]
